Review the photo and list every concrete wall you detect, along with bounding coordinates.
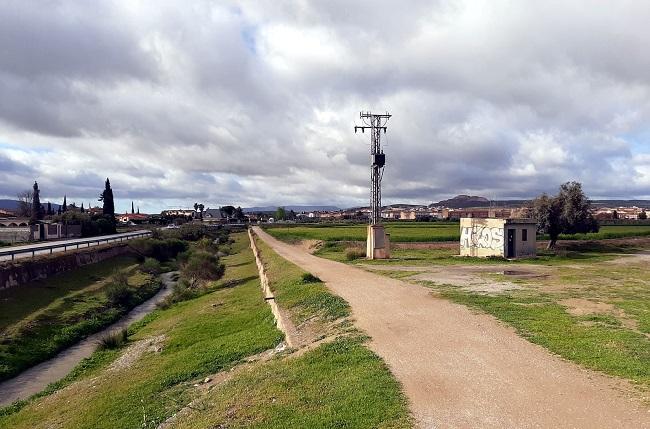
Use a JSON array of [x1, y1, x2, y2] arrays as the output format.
[[459, 218, 506, 257], [0, 228, 32, 243], [504, 224, 537, 258], [460, 218, 537, 258], [0, 243, 131, 290]]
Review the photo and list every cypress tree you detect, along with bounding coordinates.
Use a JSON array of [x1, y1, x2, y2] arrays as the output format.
[[80, 202, 85, 213], [47, 201, 52, 216], [99, 178, 115, 218], [62, 195, 67, 212], [131, 201, 135, 214], [31, 181, 44, 222]]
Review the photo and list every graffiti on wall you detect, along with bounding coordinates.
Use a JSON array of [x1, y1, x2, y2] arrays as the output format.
[[460, 226, 504, 250]]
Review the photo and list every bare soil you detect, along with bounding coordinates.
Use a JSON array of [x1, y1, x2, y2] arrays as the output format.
[[254, 227, 650, 429]]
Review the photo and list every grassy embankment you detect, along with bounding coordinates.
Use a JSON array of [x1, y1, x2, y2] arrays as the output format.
[[168, 235, 411, 428], [0, 255, 161, 382], [1, 232, 411, 428]]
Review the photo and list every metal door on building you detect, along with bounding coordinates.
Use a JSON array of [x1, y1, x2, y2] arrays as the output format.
[[507, 229, 515, 258]]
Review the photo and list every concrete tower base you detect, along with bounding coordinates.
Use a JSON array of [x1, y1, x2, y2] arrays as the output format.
[[366, 224, 390, 259]]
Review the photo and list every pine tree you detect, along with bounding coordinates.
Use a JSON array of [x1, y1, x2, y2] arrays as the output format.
[[80, 202, 85, 213], [31, 181, 44, 223], [131, 201, 135, 214], [137, 206, 140, 214], [62, 195, 67, 212]]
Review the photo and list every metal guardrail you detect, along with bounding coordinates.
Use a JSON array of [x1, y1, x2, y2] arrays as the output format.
[[0, 231, 152, 261]]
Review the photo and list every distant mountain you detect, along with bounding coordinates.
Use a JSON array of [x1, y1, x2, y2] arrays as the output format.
[[430, 195, 491, 208], [243, 205, 340, 213], [0, 199, 20, 211], [0, 199, 62, 212]]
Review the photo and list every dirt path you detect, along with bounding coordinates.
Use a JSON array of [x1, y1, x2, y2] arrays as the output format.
[[253, 227, 650, 429]]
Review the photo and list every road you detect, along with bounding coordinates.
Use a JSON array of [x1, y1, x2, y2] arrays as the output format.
[[253, 227, 650, 429], [0, 230, 151, 262]]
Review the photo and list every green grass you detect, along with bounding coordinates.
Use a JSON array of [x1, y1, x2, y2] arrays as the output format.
[[265, 223, 650, 244], [0, 233, 283, 428], [1, 231, 411, 429], [265, 222, 460, 242], [0, 255, 137, 330], [0, 263, 161, 382], [434, 287, 650, 386], [169, 337, 411, 429], [255, 237, 350, 324], [315, 242, 621, 267]]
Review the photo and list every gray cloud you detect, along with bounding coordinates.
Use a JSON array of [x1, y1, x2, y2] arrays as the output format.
[[1, 0, 649, 211]]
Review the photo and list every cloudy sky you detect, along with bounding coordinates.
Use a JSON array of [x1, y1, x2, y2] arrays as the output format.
[[1, 0, 649, 213]]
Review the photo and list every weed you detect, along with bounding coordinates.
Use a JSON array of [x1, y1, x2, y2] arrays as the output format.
[[97, 328, 128, 350]]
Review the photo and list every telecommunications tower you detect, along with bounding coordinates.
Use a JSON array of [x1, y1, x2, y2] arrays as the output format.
[[355, 111, 391, 259]]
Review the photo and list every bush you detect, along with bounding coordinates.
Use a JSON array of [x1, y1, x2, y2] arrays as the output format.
[[345, 249, 365, 261], [97, 328, 128, 350], [140, 257, 161, 274], [105, 272, 133, 306], [182, 250, 225, 281], [129, 238, 188, 262], [301, 273, 322, 283]]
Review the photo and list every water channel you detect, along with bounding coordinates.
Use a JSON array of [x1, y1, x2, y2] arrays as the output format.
[[0, 271, 177, 407]]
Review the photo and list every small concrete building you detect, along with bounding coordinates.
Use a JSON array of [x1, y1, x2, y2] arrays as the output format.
[[460, 218, 537, 258]]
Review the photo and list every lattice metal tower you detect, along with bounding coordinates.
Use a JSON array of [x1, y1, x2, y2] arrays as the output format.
[[355, 111, 391, 224]]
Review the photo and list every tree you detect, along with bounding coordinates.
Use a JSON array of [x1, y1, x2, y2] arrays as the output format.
[[533, 182, 598, 248], [639, 210, 647, 220], [16, 189, 33, 217], [612, 210, 618, 220], [221, 206, 236, 218], [47, 201, 52, 216], [30, 181, 44, 223], [131, 201, 135, 214], [275, 206, 286, 221], [234, 206, 245, 221], [80, 202, 85, 213], [99, 178, 115, 218], [62, 195, 67, 213]]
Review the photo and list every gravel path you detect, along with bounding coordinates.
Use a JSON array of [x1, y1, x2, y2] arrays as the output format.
[[253, 227, 649, 428]]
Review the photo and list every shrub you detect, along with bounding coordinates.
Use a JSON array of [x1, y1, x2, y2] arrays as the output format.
[[345, 249, 365, 261], [97, 328, 128, 350], [105, 272, 133, 306], [129, 238, 188, 262], [301, 273, 322, 283], [182, 250, 225, 281], [140, 257, 162, 275]]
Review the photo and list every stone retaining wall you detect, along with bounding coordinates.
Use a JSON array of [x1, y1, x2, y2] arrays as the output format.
[[0, 243, 132, 290], [248, 228, 294, 347]]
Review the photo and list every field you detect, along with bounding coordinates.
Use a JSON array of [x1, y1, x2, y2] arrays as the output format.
[[1, 232, 410, 428], [265, 222, 460, 242], [265, 223, 650, 243]]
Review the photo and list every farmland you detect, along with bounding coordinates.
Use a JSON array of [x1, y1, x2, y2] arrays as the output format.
[[265, 222, 650, 243]]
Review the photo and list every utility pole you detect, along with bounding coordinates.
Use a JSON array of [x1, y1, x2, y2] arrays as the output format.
[[355, 111, 391, 259]]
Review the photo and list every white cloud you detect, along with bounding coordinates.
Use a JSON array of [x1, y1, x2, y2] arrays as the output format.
[[0, 0, 649, 211]]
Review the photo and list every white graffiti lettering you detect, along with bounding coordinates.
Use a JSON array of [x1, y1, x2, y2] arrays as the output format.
[[460, 226, 504, 251]]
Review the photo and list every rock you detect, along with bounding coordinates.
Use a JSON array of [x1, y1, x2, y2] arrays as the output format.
[[204, 377, 211, 383]]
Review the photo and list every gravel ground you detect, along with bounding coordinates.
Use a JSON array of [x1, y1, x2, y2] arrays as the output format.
[[254, 227, 650, 429]]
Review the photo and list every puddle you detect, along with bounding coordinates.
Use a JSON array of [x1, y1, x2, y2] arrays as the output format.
[[0, 271, 177, 407]]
